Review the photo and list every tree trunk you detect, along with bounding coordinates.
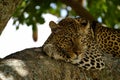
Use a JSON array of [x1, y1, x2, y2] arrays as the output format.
[[0, 0, 22, 35], [59, 0, 95, 22], [0, 47, 120, 80]]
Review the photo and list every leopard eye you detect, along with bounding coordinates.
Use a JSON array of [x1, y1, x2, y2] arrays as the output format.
[[81, 20, 88, 26]]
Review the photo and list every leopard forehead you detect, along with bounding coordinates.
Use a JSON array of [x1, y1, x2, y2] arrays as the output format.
[[50, 17, 91, 36], [58, 17, 89, 27]]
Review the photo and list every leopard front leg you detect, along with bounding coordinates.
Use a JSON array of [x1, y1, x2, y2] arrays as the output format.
[[43, 43, 81, 62], [43, 44, 65, 60]]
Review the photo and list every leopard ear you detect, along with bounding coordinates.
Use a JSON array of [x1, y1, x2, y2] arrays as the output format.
[[49, 21, 59, 29], [80, 19, 90, 34], [90, 21, 99, 38], [80, 19, 95, 38], [49, 21, 61, 33]]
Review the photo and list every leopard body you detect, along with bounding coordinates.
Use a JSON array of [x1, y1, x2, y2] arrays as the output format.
[[43, 18, 105, 70], [93, 23, 120, 57]]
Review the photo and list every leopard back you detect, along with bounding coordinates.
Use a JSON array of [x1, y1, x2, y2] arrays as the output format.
[[93, 23, 120, 57]]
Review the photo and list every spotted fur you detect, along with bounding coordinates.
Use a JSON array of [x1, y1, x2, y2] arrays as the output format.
[[76, 18, 120, 57], [43, 17, 105, 70]]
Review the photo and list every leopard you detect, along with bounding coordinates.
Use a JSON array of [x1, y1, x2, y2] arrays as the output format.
[[43, 17, 105, 70], [75, 18, 120, 57]]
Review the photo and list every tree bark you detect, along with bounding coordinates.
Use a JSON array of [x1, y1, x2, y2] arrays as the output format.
[[0, 0, 22, 35], [0, 47, 120, 80]]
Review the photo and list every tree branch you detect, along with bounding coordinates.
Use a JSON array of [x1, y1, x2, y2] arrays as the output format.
[[59, 0, 95, 22], [0, 0, 22, 35], [0, 47, 120, 80]]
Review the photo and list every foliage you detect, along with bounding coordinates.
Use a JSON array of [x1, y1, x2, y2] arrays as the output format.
[[13, 0, 120, 26], [13, 0, 75, 29], [12, 0, 76, 41], [87, 0, 120, 28], [13, 0, 120, 32]]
